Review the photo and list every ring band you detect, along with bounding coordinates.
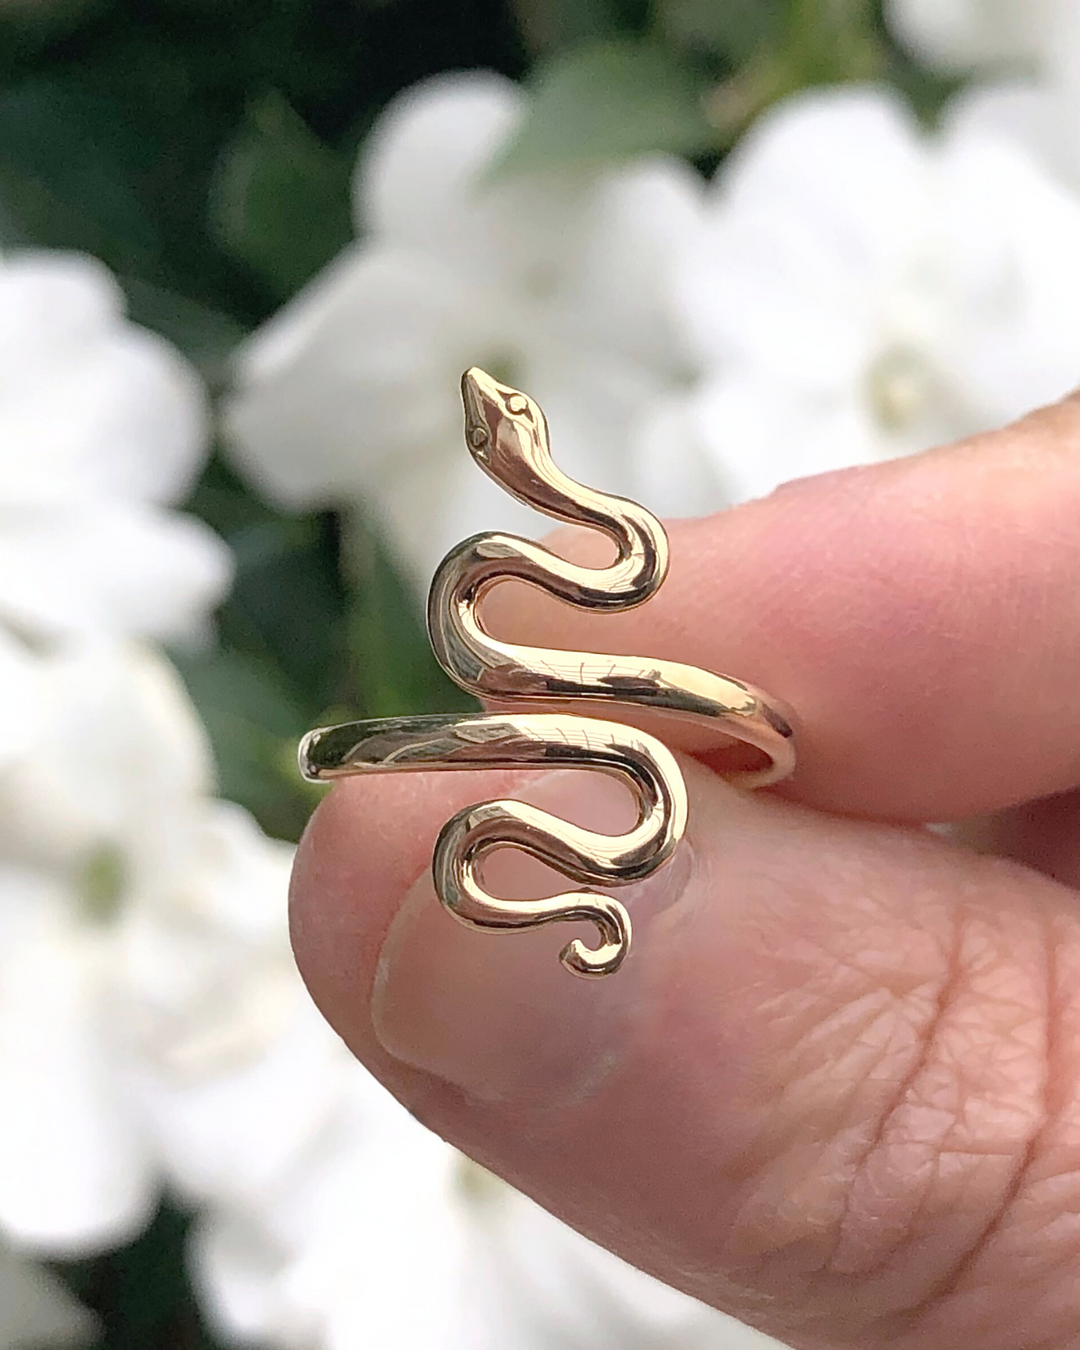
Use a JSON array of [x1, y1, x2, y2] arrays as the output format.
[[300, 368, 795, 977]]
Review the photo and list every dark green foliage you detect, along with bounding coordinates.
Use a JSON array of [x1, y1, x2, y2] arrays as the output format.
[[208, 91, 356, 302], [658, 0, 787, 65], [492, 36, 720, 172], [0, 0, 527, 321], [51, 1202, 220, 1350], [344, 514, 474, 722]]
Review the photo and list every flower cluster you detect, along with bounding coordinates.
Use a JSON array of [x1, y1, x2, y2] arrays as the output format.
[[228, 65, 1080, 593], [889, 0, 1080, 189], [225, 73, 709, 588], [0, 250, 770, 1347], [0, 249, 270, 1340]]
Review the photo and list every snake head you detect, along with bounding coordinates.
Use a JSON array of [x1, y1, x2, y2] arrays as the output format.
[[460, 367, 545, 477]]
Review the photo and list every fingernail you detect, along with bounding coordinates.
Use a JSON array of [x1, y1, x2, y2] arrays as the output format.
[[371, 769, 695, 1107]]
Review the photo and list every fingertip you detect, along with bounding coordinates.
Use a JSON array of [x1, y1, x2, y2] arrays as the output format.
[[288, 780, 389, 1050], [287, 767, 556, 1063]]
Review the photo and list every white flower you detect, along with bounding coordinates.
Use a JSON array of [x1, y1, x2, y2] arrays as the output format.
[[191, 1057, 781, 1350], [191, 1069, 480, 1349], [0, 643, 298, 1254], [887, 0, 1080, 192], [225, 71, 710, 589], [885, 0, 1056, 73], [673, 87, 1080, 501], [137, 963, 348, 1219], [0, 1243, 97, 1348], [0, 250, 231, 649], [942, 10, 1080, 195]]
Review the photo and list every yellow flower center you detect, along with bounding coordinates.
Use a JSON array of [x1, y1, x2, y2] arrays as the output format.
[[867, 345, 936, 432], [79, 842, 126, 925]]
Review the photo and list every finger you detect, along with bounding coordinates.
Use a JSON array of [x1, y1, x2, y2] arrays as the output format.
[[291, 766, 1080, 1350], [480, 395, 1080, 821]]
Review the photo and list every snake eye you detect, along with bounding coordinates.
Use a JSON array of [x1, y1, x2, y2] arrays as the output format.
[[506, 394, 529, 415], [470, 426, 489, 449]]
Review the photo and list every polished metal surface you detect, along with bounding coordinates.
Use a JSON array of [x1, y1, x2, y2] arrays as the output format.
[[300, 711, 685, 976], [301, 367, 796, 977]]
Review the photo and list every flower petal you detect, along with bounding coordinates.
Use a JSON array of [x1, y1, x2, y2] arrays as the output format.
[[0, 500, 232, 644], [944, 77, 1080, 186], [937, 128, 1080, 422], [0, 629, 47, 769], [139, 997, 347, 1210], [226, 245, 510, 510], [885, 0, 1049, 72], [190, 1209, 301, 1347], [689, 373, 892, 502], [0, 252, 208, 504], [356, 71, 523, 249], [0, 1244, 98, 1349], [0, 643, 213, 866], [560, 157, 704, 377], [0, 875, 155, 1254], [678, 89, 926, 380]]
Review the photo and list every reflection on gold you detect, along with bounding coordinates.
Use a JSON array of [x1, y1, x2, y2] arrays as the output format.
[[301, 369, 795, 977]]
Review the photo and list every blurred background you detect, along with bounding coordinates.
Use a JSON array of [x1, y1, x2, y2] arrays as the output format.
[[1, 0, 1078, 1346]]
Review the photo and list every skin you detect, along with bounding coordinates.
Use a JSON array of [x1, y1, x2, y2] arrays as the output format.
[[290, 393, 1080, 1349]]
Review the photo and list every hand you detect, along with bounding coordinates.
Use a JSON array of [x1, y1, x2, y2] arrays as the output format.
[[290, 395, 1080, 1350]]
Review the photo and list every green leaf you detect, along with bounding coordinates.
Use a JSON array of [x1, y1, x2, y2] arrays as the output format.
[[492, 37, 718, 175], [785, 0, 886, 83], [692, 0, 889, 142], [186, 457, 350, 717], [658, 0, 786, 63], [122, 278, 247, 391], [174, 644, 318, 843], [209, 91, 354, 301], [52, 1200, 225, 1350], [0, 80, 161, 270], [510, 0, 629, 52], [345, 519, 472, 721], [179, 455, 355, 841], [0, 0, 102, 66]]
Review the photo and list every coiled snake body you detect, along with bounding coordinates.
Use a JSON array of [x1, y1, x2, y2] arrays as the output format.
[[300, 368, 795, 977]]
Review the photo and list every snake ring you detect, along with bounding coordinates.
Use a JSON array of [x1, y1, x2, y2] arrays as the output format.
[[299, 368, 796, 978]]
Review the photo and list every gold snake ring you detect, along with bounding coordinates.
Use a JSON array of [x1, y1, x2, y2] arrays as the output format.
[[300, 368, 796, 978]]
